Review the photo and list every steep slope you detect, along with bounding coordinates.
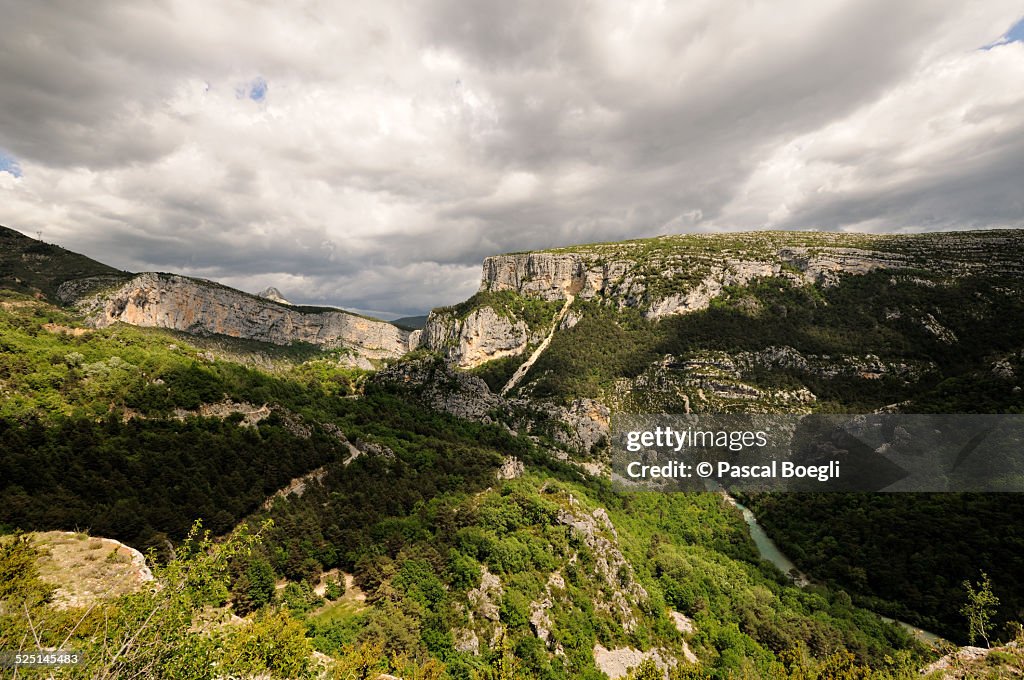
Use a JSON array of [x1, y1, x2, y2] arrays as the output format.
[[410, 229, 1024, 644], [479, 230, 1022, 314], [0, 227, 413, 362], [0, 224, 132, 300], [420, 230, 1024, 385], [76, 272, 412, 360]]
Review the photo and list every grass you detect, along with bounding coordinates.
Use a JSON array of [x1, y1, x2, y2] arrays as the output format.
[[307, 574, 369, 627], [0, 225, 131, 302], [27, 531, 149, 607]]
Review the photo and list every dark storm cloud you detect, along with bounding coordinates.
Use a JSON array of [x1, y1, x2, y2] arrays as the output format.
[[1, 0, 1022, 316]]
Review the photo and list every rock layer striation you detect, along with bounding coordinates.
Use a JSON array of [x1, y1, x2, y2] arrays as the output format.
[[79, 273, 412, 359]]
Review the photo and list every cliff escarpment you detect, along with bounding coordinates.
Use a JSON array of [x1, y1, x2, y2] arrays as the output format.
[[417, 230, 1024, 414], [478, 231, 1024, 315], [74, 272, 412, 359]]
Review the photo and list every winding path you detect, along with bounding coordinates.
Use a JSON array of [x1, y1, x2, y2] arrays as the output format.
[[501, 294, 575, 396]]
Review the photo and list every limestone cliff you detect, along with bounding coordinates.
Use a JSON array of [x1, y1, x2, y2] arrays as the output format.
[[415, 230, 1024, 447], [78, 272, 412, 359], [419, 232, 944, 368], [478, 245, 907, 317], [419, 306, 530, 368], [476, 231, 1024, 318]]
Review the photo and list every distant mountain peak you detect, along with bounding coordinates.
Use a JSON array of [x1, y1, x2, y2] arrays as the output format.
[[258, 286, 291, 305]]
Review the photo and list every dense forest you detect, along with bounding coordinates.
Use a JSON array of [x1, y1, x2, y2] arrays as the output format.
[[3, 228, 1024, 677], [516, 270, 1024, 643], [0, 290, 940, 678], [742, 492, 1024, 641]]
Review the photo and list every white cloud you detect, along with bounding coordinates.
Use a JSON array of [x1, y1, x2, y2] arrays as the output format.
[[1, 0, 1021, 315]]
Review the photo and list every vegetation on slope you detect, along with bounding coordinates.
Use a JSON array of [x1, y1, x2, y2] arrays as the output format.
[[0, 289, 938, 678], [0, 292, 502, 551], [514, 268, 1024, 643], [0, 225, 131, 301]]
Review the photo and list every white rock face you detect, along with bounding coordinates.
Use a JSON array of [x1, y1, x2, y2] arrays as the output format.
[[453, 628, 481, 655], [593, 645, 675, 680], [479, 245, 914, 320], [257, 286, 291, 305], [81, 273, 410, 360], [467, 566, 503, 622], [419, 306, 529, 368], [645, 260, 783, 319], [481, 253, 642, 302], [482, 253, 589, 300], [457, 307, 529, 366], [778, 247, 909, 286], [497, 456, 525, 480]]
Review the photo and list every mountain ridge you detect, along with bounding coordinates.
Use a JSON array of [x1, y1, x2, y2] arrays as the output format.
[[0, 226, 414, 363]]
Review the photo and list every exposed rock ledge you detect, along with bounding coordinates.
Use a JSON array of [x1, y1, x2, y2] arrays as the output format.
[[419, 306, 529, 368], [478, 247, 908, 319], [76, 273, 412, 359]]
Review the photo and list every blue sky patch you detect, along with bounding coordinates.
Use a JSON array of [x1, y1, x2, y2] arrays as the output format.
[[236, 76, 268, 102], [0, 150, 22, 177], [1007, 16, 1024, 42], [982, 16, 1024, 49]]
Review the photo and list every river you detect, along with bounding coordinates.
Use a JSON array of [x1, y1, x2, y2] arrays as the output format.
[[727, 493, 944, 647]]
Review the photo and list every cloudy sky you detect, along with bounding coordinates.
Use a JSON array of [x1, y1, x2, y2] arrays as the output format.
[[1, 1, 1022, 317]]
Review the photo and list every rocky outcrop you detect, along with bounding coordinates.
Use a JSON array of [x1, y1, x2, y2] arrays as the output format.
[[257, 286, 291, 305], [78, 273, 410, 360], [644, 260, 785, 319], [556, 501, 648, 631], [536, 398, 610, 454], [481, 253, 634, 302], [776, 247, 908, 286], [262, 465, 328, 509], [922, 642, 1022, 678], [173, 400, 272, 427], [381, 359, 505, 422], [497, 456, 525, 480], [31, 531, 153, 610], [732, 346, 931, 381], [376, 359, 610, 457], [467, 565, 503, 622], [420, 306, 529, 368], [593, 645, 676, 680], [529, 572, 566, 655], [480, 247, 914, 320]]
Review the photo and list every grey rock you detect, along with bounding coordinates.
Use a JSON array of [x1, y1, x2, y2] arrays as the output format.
[[78, 273, 410, 360], [419, 306, 528, 368], [257, 286, 291, 305], [497, 456, 525, 480], [467, 566, 503, 622]]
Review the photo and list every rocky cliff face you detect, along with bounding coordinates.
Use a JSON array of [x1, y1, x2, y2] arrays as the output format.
[[78, 272, 412, 359], [420, 233, 932, 365], [419, 306, 531, 368], [478, 247, 908, 317], [475, 232, 1024, 319], [377, 357, 610, 458]]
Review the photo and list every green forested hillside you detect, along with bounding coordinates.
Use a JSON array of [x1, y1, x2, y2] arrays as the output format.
[[1, 290, 933, 678], [4, 229, 1024, 678], [0, 225, 131, 300], [489, 265, 1024, 643]]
